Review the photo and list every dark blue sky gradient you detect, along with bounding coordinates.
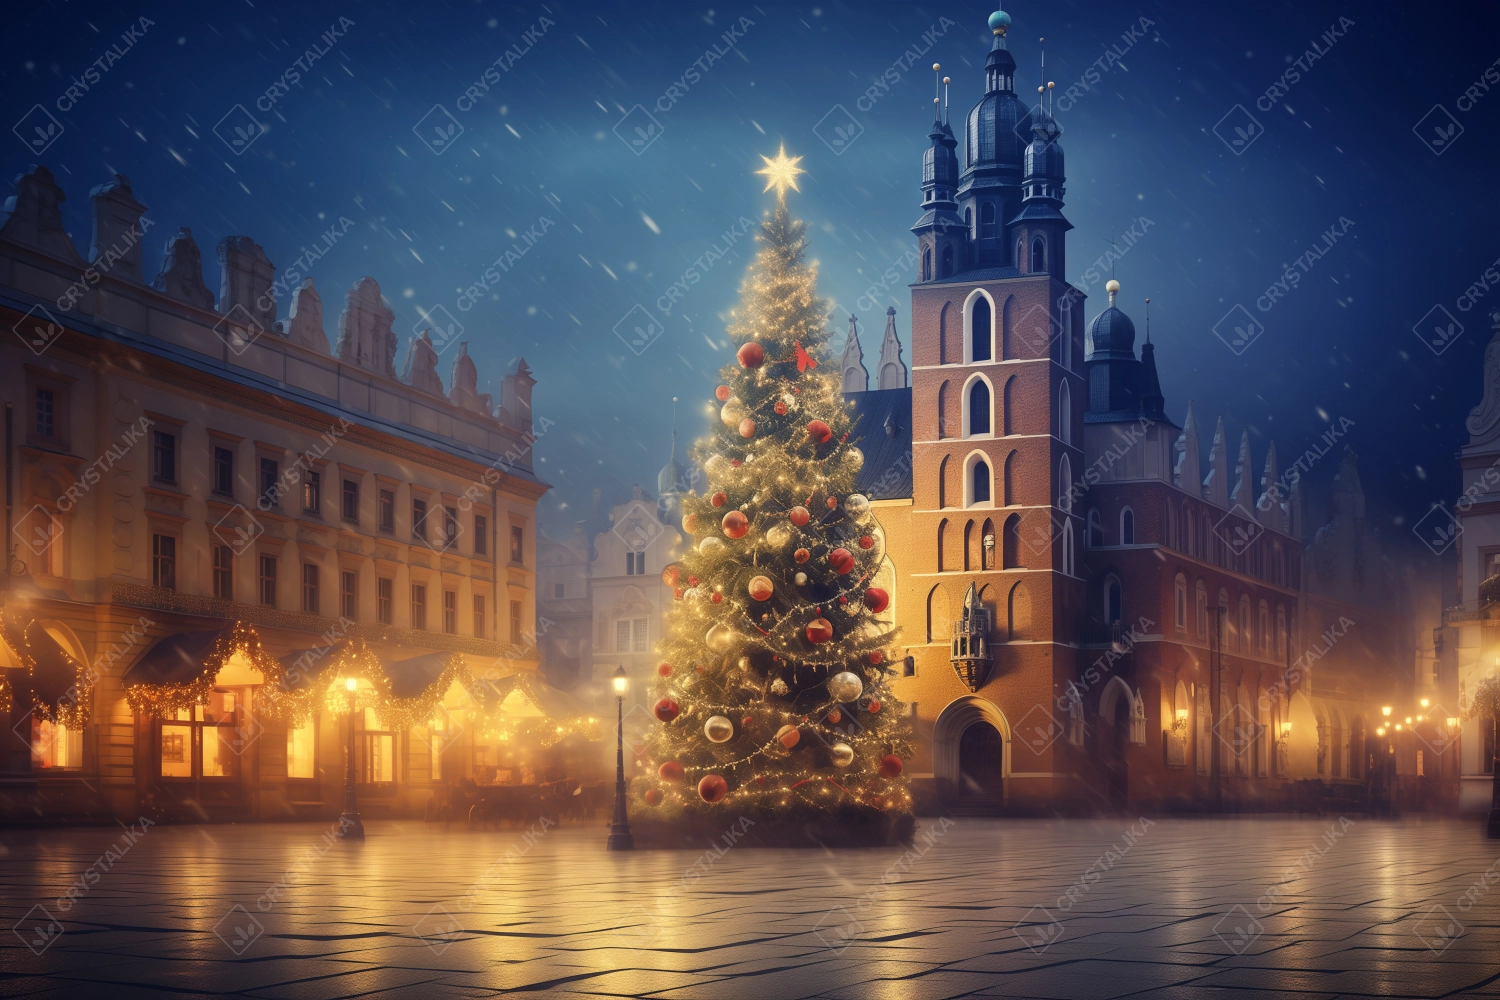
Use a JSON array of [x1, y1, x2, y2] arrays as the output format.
[[5, 1, 1496, 564]]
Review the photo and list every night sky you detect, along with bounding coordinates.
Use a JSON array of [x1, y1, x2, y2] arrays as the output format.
[[6, 1, 1496, 576]]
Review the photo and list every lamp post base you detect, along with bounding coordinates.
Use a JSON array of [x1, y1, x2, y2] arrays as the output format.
[[337, 812, 366, 839], [606, 823, 634, 850]]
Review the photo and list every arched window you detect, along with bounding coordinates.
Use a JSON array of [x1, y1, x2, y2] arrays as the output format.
[[1258, 601, 1270, 655], [981, 518, 996, 570], [1030, 235, 1046, 273], [1239, 596, 1252, 653], [1196, 580, 1208, 639], [1060, 296, 1073, 369], [1057, 455, 1073, 513], [936, 519, 948, 572], [937, 454, 949, 508], [1058, 380, 1072, 444], [1003, 451, 1017, 506], [971, 459, 991, 505], [1120, 507, 1135, 545], [1217, 588, 1230, 642], [1003, 513, 1020, 569], [1007, 581, 1030, 640], [1086, 508, 1103, 547], [1002, 376, 1015, 433], [1104, 576, 1122, 624], [921, 247, 932, 282], [1276, 604, 1287, 658], [965, 206, 973, 233], [967, 378, 991, 437], [1174, 574, 1187, 631], [964, 520, 975, 571], [926, 584, 949, 642], [936, 381, 949, 438], [980, 202, 996, 239], [1062, 521, 1075, 576], [940, 243, 953, 278], [970, 294, 992, 362], [1015, 236, 1025, 269]]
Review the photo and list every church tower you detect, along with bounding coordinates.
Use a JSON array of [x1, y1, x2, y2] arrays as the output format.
[[903, 4, 1088, 814]]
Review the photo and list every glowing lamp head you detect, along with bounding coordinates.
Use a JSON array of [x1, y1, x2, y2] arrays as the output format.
[[1421, 698, 1430, 708], [1376, 726, 1386, 736], [1381, 705, 1392, 717], [344, 678, 358, 692], [612, 665, 628, 696], [1175, 708, 1188, 721], [1395, 723, 1403, 731]]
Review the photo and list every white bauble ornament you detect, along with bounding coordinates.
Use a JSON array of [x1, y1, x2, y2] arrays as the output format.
[[845, 493, 871, 518], [794, 571, 808, 586], [704, 715, 734, 743], [706, 622, 737, 653], [705, 454, 730, 478], [830, 742, 854, 767], [764, 524, 792, 548], [720, 399, 747, 426], [827, 670, 864, 703], [699, 536, 725, 555]]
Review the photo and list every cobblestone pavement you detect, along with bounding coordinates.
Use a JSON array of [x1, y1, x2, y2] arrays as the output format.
[[4, 815, 1500, 998]]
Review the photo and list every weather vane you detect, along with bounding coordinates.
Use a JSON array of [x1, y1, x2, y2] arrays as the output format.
[[755, 143, 805, 200]]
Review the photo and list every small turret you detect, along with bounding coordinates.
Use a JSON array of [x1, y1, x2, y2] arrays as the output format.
[[840, 315, 868, 393], [950, 582, 992, 691], [877, 307, 908, 389]]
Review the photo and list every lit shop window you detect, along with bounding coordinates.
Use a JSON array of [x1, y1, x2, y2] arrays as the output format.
[[287, 719, 316, 779], [360, 708, 394, 784], [159, 691, 243, 779], [32, 719, 82, 770]]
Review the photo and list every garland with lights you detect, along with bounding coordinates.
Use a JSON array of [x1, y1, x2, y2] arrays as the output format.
[[1, 604, 94, 728], [638, 161, 914, 845], [125, 621, 286, 718]]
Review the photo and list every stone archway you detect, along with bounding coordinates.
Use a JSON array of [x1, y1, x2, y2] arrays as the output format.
[[934, 696, 1010, 808]]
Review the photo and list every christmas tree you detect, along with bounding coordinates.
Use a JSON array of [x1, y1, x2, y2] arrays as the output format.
[[638, 148, 914, 846]]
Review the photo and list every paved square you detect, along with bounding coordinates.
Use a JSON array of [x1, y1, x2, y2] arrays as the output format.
[[4, 816, 1500, 997]]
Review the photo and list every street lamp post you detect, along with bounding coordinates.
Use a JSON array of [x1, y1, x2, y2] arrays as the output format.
[[607, 665, 634, 851], [338, 678, 365, 840], [1210, 604, 1226, 812]]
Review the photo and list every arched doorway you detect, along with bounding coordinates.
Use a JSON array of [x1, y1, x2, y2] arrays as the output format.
[[933, 696, 1010, 811], [958, 722, 1005, 799]]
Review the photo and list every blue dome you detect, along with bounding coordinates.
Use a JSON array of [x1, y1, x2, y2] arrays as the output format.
[[1087, 306, 1136, 357], [966, 91, 1029, 169], [988, 9, 1011, 32]]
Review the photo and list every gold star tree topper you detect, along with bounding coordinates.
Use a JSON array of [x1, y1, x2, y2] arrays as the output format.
[[755, 144, 805, 199]]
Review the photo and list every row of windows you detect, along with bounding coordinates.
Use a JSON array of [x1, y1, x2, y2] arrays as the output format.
[[936, 289, 1073, 368], [934, 512, 1076, 576], [143, 429, 521, 562], [919, 208, 1049, 272], [151, 532, 523, 640], [936, 374, 1074, 444]]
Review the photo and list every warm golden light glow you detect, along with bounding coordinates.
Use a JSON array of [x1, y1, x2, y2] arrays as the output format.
[[1381, 705, 1392, 717], [1175, 708, 1189, 720], [612, 665, 628, 696], [1421, 698, 1430, 708], [344, 677, 358, 692], [755, 144, 805, 199], [1376, 726, 1386, 736], [1449, 717, 1461, 729]]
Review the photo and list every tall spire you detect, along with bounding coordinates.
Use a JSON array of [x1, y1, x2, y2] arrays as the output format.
[[877, 306, 908, 389], [841, 315, 869, 393], [656, 396, 686, 500]]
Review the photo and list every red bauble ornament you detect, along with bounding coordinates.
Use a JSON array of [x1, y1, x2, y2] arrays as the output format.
[[863, 587, 890, 614], [658, 662, 673, 676], [710, 491, 727, 507], [698, 773, 729, 803], [869, 651, 884, 665], [741, 715, 754, 727], [789, 505, 811, 527], [661, 562, 685, 588], [839, 595, 848, 605], [866, 698, 882, 714], [731, 458, 742, 468], [777, 724, 801, 748], [739, 417, 756, 439], [654, 698, 680, 722], [722, 510, 749, 539], [858, 535, 874, 550], [807, 420, 833, 444], [715, 385, 731, 401], [737, 342, 765, 368], [828, 548, 855, 575], [793, 548, 810, 564], [659, 760, 684, 782], [806, 618, 834, 643], [828, 709, 842, 725], [827, 496, 839, 510], [673, 587, 685, 600], [774, 400, 787, 415], [644, 788, 663, 806], [878, 754, 903, 778], [682, 513, 701, 534], [711, 592, 723, 604], [688, 575, 700, 586], [748, 576, 773, 602]]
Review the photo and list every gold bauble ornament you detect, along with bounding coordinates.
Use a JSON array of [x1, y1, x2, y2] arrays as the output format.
[[704, 715, 734, 743], [706, 623, 737, 653], [830, 742, 854, 767]]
